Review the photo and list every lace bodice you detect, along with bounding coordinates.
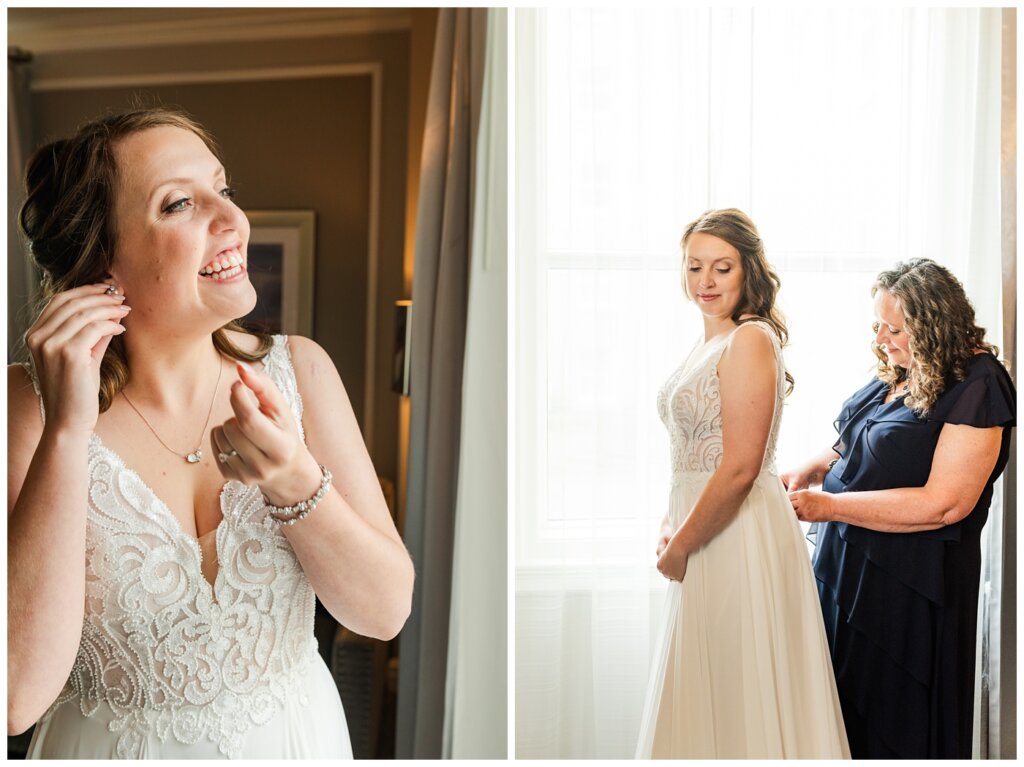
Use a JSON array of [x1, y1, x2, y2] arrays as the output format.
[[27, 336, 317, 759], [657, 321, 784, 485]]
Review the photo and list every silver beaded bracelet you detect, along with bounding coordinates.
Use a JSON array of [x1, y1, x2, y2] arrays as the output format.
[[265, 464, 333, 526]]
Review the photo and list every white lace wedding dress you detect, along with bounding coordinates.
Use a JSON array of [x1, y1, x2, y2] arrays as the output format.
[[24, 336, 353, 759], [635, 321, 849, 759]]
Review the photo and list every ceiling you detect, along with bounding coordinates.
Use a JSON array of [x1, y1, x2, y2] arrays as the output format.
[[8, 8, 413, 54]]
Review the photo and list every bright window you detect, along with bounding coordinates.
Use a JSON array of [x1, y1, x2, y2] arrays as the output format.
[[516, 8, 1002, 566]]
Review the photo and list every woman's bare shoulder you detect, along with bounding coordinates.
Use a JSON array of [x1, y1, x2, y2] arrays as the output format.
[[8, 364, 42, 426], [9, 361, 33, 389], [283, 336, 354, 425], [719, 322, 777, 383], [283, 337, 363, 451], [285, 335, 343, 385], [727, 320, 776, 353]]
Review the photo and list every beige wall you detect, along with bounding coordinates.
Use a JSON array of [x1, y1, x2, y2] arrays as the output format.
[[11, 10, 430, 487]]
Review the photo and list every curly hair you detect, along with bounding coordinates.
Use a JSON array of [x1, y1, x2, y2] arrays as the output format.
[[872, 258, 998, 415], [681, 208, 794, 395], [19, 106, 272, 413]]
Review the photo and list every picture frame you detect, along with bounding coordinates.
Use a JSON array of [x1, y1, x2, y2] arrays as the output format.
[[243, 210, 316, 336]]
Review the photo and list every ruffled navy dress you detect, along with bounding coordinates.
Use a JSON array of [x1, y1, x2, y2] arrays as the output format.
[[812, 352, 1015, 758]]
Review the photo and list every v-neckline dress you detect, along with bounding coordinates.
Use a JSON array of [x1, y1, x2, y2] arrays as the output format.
[[23, 335, 353, 759]]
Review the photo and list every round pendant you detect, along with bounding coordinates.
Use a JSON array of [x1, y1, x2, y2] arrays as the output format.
[[186, 450, 202, 464]]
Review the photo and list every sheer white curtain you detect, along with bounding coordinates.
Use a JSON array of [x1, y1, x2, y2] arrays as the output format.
[[442, 8, 507, 759], [515, 8, 1004, 758]]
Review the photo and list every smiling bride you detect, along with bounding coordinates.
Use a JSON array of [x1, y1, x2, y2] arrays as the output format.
[[7, 107, 413, 759]]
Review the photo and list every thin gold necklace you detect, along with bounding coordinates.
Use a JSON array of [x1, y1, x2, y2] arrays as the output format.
[[121, 360, 223, 464]]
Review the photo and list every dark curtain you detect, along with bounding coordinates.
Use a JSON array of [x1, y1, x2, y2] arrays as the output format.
[[993, 7, 1016, 759], [395, 8, 488, 760], [8, 47, 37, 363]]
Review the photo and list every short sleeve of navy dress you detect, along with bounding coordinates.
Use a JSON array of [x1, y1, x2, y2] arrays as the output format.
[[811, 352, 1015, 759]]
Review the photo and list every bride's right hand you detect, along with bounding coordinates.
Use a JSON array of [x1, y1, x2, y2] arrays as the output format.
[[25, 283, 129, 436]]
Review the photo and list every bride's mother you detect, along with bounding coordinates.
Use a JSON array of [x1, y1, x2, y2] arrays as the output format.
[[782, 258, 1015, 759]]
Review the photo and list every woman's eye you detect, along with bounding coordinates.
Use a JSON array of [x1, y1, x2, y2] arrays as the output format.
[[162, 197, 192, 214], [716, 268, 730, 274], [889, 328, 902, 335], [220, 186, 238, 201], [688, 267, 701, 272]]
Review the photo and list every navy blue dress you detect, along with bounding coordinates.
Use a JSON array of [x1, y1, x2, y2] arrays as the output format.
[[812, 353, 1015, 758]]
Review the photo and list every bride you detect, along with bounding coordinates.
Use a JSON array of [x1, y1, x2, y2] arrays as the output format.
[[635, 209, 848, 758], [7, 107, 414, 758]]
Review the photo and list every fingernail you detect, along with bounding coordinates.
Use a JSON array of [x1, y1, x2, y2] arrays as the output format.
[[238, 360, 255, 373]]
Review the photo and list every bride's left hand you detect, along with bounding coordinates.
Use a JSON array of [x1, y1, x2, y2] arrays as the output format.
[[211, 361, 322, 505], [656, 541, 689, 583], [788, 488, 836, 523]]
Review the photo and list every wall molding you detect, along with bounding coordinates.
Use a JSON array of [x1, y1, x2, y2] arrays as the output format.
[[9, 9, 411, 55], [30, 63, 377, 93]]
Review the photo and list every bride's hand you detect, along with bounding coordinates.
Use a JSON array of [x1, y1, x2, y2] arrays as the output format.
[[656, 532, 671, 557], [788, 488, 836, 523], [24, 283, 129, 436], [211, 361, 322, 505], [656, 539, 689, 583], [655, 515, 672, 556]]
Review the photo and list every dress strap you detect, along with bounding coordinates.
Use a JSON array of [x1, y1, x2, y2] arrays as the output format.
[[732, 318, 782, 348], [260, 335, 305, 442], [20, 360, 46, 427]]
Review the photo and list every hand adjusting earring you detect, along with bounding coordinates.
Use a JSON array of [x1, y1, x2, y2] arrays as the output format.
[[122, 360, 223, 464]]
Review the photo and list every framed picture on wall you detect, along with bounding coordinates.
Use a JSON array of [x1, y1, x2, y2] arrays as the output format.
[[242, 210, 316, 336]]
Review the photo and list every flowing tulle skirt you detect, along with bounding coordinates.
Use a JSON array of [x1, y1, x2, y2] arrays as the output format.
[[635, 470, 849, 759]]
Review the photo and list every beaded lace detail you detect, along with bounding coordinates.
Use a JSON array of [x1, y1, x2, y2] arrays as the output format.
[[28, 336, 317, 758], [657, 321, 784, 486]]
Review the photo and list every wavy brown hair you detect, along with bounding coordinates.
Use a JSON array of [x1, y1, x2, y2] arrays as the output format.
[[19, 106, 272, 413], [681, 208, 794, 394], [872, 258, 999, 415]]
